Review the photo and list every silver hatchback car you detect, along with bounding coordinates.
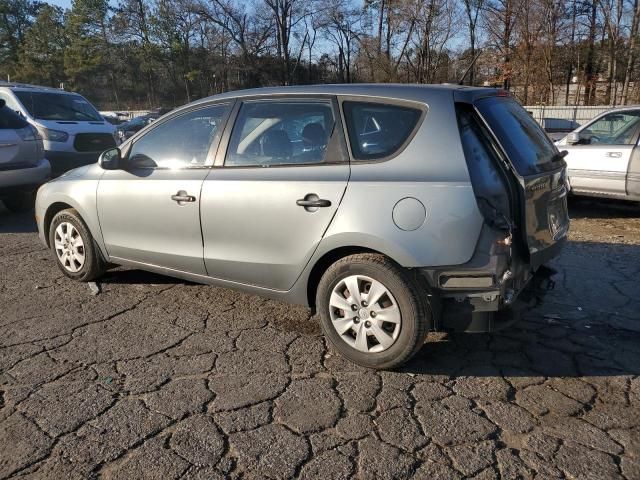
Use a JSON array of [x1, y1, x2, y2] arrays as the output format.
[[35, 85, 569, 369]]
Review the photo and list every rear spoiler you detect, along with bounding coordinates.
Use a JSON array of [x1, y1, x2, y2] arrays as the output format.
[[453, 89, 511, 105]]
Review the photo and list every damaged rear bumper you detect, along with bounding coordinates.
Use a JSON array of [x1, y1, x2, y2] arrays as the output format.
[[419, 225, 563, 333], [435, 264, 557, 333]]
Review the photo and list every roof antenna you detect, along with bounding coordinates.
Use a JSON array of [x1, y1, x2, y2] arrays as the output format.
[[458, 50, 483, 85]]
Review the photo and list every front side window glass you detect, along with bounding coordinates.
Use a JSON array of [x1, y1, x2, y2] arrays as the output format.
[[581, 111, 640, 145], [14, 91, 103, 121], [127, 104, 229, 169], [225, 101, 335, 167], [342, 101, 422, 160]]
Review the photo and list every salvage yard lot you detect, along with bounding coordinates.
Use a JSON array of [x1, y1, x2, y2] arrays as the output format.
[[0, 198, 639, 479]]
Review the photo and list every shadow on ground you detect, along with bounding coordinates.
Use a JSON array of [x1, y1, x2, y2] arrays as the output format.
[[0, 205, 37, 234]]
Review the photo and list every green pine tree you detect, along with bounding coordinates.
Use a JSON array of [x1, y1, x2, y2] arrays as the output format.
[[17, 5, 67, 87], [63, 0, 110, 93]]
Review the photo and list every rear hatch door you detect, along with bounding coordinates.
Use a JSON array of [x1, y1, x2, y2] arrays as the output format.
[[474, 95, 570, 267]]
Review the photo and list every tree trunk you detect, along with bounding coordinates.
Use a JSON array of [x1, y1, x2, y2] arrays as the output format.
[[622, 0, 640, 104], [584, 0, 599, 104]]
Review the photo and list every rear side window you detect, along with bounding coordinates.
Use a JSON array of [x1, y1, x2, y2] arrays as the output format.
[[225, 101, 335, 167], [342, 101, 422, 160], [475, 97, 560, 176], [0, 105, 29, 129]]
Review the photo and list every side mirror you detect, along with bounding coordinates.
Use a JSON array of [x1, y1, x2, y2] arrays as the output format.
[[566, 132, 581, 145], [98, 147, 121, 170]]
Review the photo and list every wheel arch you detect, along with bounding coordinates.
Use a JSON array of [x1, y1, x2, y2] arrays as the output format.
[[43, 202, 74, 247], [41, 195, 109, 262], [306, 245, 392, 312]]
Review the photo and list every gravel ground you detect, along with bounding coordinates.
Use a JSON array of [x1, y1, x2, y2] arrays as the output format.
[[0, 197, 639, 479]]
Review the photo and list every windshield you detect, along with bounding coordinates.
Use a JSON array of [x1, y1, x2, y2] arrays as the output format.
[[476, 97, 560, 176], [14, 91, 103, 122], [122, 116, 148, 130]]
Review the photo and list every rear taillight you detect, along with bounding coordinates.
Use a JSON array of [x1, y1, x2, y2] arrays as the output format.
[[456, 103, 512, 231], [16, 124, 39, 141]]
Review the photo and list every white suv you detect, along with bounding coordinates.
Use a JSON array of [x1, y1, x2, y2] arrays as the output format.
[[0, 83, 116, 176], [0, 99, 50, 212]]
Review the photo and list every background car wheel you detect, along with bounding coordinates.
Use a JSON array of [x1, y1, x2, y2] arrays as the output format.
[[2, 192, 35, 213], [49, 209, 105, 282], [316, 253, 430, 370]]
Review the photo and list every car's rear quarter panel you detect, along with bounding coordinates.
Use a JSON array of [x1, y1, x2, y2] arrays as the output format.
[[319, 90, 483, 268]]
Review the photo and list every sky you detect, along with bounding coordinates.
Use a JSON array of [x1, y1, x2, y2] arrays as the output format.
[[45, 0, 72, 8]]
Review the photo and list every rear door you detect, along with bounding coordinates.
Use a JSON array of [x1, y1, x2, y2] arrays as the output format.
[[473, 96, 570, 267], [562, 110, 640, 196], [200, 97, 350, 291]]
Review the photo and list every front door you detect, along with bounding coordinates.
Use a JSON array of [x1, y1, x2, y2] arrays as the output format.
[[97, 103, 231, 274], [564, 110, 640, 196], [200, 98, 350, 291]]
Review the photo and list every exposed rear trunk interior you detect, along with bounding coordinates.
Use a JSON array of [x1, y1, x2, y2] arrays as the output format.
[[456, 93, 570, 267]]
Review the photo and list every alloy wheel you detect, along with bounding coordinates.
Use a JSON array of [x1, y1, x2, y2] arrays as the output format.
[[54, 222, 86, 273]]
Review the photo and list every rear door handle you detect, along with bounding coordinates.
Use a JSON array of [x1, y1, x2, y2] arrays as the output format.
[[605, 151, 622, 158], [171, 190, 196, 205]]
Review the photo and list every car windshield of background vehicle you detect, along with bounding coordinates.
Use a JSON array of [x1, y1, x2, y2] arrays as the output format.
[[342, 101, 422, 160], [581, 111, 640, 145], [14, 91, 103, 122], [476, 97, 561, 176]]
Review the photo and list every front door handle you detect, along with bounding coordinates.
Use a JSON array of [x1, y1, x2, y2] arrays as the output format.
[[171, 190, 196, 205], [296, 198, 332, 208]]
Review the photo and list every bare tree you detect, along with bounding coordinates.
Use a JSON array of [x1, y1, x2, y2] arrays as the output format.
[[320, 0, 362, 82], [462, 0, 485, 85], [483, 0, 519, 88], [622, 0, 640, 103], [600, 0, 624, 104], [407, 0, 457, 83]]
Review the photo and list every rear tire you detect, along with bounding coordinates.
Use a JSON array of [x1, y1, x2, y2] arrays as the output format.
[[49, 208, 105, 282], [316, 253, 429, 370], [2, 192, 35, 213]]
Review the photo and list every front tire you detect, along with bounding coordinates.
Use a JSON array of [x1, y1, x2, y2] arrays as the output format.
[[316, 253, 429, 370], [49, 209, 105, 282]]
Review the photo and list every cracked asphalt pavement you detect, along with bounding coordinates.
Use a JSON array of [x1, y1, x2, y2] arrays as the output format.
[[1, 197, 639, 479]]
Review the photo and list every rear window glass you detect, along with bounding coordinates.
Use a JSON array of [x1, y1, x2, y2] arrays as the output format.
[[0, 105, 29, 129], [342, 101, 422, 160], [476, 97, 560, 176]]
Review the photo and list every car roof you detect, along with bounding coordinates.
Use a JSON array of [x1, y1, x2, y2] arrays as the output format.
[[0, 81, 79, 95], [187, 83, 499, 107]]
